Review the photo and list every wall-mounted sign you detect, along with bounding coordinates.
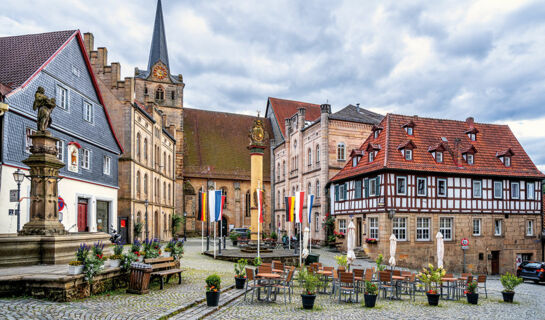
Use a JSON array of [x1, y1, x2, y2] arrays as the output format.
[[58, 196, 65, 211], [67, 142, 80, 173]]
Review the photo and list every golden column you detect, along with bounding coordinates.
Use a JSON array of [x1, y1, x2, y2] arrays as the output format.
[[248, 116, 267, 241]]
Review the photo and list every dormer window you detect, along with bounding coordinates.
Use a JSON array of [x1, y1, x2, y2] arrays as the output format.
[[404, 149, 412, 160], [496, 148, 514, 167], [406, 127, 413, 135], [462, 145, 477, 166], [352, 156, 361, 167], [402, 120, 416, 136], [436, 151, 443, 163], [366, 143, 381, 163], [398, 140, 416, 162], [350, 149, 364, 167], [369, 152, 374, 162], [465, 125, 479, 141], [372, 125, 383, 139], [504, 156, 511, 167], [468, 133, 476, 141], [374, 130, 380, 139], [467, 154, 474, 165]]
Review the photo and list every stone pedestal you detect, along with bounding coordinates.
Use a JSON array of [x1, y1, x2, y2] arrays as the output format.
[[19, 130, 67, 236]]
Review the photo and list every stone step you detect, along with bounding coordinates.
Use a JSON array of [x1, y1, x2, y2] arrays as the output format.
[[169, 286, 247, 320]]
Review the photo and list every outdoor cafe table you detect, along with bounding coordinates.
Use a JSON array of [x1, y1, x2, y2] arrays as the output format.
[[391, 275, 406, 300], [256, 273, 282, 302], [441, 277, 459, 300], [316, 270, 333, 294]]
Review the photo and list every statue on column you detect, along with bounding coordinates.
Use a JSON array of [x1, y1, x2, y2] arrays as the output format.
[[32, 87, 56, 132]]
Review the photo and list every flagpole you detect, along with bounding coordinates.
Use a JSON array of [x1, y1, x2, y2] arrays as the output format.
[[214, 221, 217, 259], [309, 219, 312, 254], [201, 221, 204, 253], [257, 213, 261, 259], [288, 222, 291, 250], [299, 222, 302, 267]]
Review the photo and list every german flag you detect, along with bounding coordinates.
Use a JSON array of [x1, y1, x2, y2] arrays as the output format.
[[197, 191, 207, 222], [285, 196, 295, 222]]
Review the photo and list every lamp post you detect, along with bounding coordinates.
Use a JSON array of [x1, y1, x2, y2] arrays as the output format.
[[183, 211, 187, 241], [144, 199, 149, 240], [13, 169, 25, 232]]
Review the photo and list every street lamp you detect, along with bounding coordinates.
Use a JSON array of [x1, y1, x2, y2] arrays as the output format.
[[144, 199, 149, 240], [12, 169, 25, 232]]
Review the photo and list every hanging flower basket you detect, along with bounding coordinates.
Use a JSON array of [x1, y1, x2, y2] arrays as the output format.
[[365, 238, 378, 244]]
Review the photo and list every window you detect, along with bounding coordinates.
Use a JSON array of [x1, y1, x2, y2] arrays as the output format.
[[436, 152, 443, 163], [307, 148, 312, 166], [369, 178, 377, 196], [473, 219, 481, 236], [144, 138, 148, 163], [103, 155, 111, 175], [473, 180, 482, 198], [404, 149, 413, 161], [339, 219, 347, 234], [374, 130, 380, 139], [168, 155, 171, 176], [338, 183, 347, 200], [136, 171, 141, 196], [307, 182, 312, 197], [406, 127, 413, 135], [316, 145, 320, 163], [416, 217, 431, 241], [467, 154, 474, 165], [417, 177, 427, 196], [504, 156, 511, 167], [144, 174, 148, 195], [355, 180, 362, 199], [494, 181, 503, 199], [392, 217, 407, 241], [526, 220, 534, 236], [396, 176, 407, 195], [170, 91, 175, 100], [337, 143, 345, 161], [527, 182, 535, 200], [315, 213, 320, 232], [83, 101, 92, 122], [136, 133, 141, 161], [155, 87, 164, 100], [468, 133, 476, 141], [163, 181, 166, 203], [81, 149, 90, 169], [368, 217, 378, 239], [25, 128, 36, 153], [294, 139, 297, 149], [315, 180, 320, 198], [437, 179, 447, 197], [511, 182, 520, 199], [245, 191, 251, 217], [277, 163, 280, 180], [494, 219, 502, 236], [352, 156, 359, 167], [144, 85, 148, 96], [57, 85, 68, 109], [56, 140, 65, 162], [369, 151, 374, 162], [282, 161, 286, 178], [439, 217, 453, 241]]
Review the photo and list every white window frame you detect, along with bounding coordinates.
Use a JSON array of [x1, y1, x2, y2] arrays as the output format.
[[472, 218, 481, 236], [374, 130, 379, 139], [404, 149, 412, 161], [368, 217, 378, 239], [526, 220, 534, 236], [339, 219, 347, 234], [494, 181, 503, 199], [437, 179, 447, 197], [369, 151, 374, 162], [369, 178, 377, 197], [494, 219, 502, 236], [25, 127, 36, 153], [316, 180, 320, 198], [396, 176, 407, 195], [315, 213, 320, 232], [81, 148, 91, 170], [315, 145, 320, 164], [56, 85, 68, 110], [473, 180, 482, 198], [339, 184, 346, 201], [467, 154, 474, 165], [352, 157, 358, 167], [439, 217, 453, 241], [392, 217, 407, 241], [83, 101, 93, 123], [527, 182, 535, 200], [468, 133, 476, 141], [56, 140, 65, 162], [416, 177, 427, 196], [504, 156, 511, 167], [416, 217, 431, 241], [436, 151, 443, 163], [511, 182, 520, 199], [406, 127, 413, 135], [103, 155, 111, 175]]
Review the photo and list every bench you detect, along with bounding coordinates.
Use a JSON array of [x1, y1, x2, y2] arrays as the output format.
[[144, 257, 184, 290]]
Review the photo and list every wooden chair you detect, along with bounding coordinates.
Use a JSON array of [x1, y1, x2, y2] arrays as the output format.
[[272, 261, 284, 274], [458, 273, 473, 298], [392, 270, 401, 276], [244, 267, 264, 302], [364, 269, 374, 282], [378, 271, 394, 300], [477, 275, 487, 298], [338, 271, 358, 302], [143, 257, 184, 290], [272, 268, 295, 303], [258, 264, 272, 274], [331, 269, 339, 297], [353, 269, 364, 292]]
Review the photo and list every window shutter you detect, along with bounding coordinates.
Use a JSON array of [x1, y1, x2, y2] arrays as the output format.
[[355, 180, 362, 199], [335, 185, 339, 201], [376, 176, 381, 196], [364, 178, 369, 198], [344, 182, 348, 200]]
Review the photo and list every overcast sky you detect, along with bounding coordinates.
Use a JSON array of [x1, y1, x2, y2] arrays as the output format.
[[1, 0, 545, 171]]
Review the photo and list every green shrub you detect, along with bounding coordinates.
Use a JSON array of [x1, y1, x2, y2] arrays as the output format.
[[375, 254, 386, 271], [335, 255, 347, 267], [500, 272, 523, 292], [206, 274, 221, 292], [298, 268, 319, 295], [234, 259, 248, 278], [364, 280, 378, 295]]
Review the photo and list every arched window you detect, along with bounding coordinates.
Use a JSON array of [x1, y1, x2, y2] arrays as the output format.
[[168, 155, 171, 176], [144, 85, 148, 96], [277, 190, 281, 207], [155, 145, 160, 169], [307, 148, 312, 167], [144, 174, 148, 195], [294, 139, 297, 149], [316, 180, 320, 198], [156, 178, 160, 201], [163, 181, 166, 203], [282, 189, 285, 205], [277, 163, 280, 180], [245, 191, 251, 217], [136, 211, 142, 223], [337, 143, 345, 161], [168, 183, 171, 203], [155, 87, 164, 100], [136, 171, 141, 197], [163, 212, 167, 233], [316, 145, 320, 163], [307, 182, 312, 196], [282, 161, 286, 178], [144, 138, 148, 163], [292, 186, 295, 195], [163, 152, 166, 173], [136, 133, 141, 161]]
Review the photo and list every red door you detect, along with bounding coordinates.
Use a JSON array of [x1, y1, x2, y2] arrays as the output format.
[[77, 201, 88, 232]]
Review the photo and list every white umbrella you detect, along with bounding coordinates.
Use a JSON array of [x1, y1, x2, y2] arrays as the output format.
[[302, 227, 310, 259], [436, 232, 444, 268], [346, 221, 356, 266], [389, 234, 397, 267]]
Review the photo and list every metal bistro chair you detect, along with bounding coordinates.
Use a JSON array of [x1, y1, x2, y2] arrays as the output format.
[[378, 271, 395, 300], [353, 269, 365, 293], [477, 275, 487, 298], [244, 268, 264, 303], [338, 271, 358, 303], [331, 269, 339, 298], [458, 273, 473, 299], [272, 268, 295, 303], [272, 261, 284, 274]]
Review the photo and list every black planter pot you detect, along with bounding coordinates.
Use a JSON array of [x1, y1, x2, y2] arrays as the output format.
[[231, 240, 238, 246], [502, 291, 515, 303], [364, 294, 377, 308], [235, 277, 246, 289], [301, 294, 316, 309], [466, 293, 479, 305], [426, 293, 440, 306], [206, 291, 220, 307]]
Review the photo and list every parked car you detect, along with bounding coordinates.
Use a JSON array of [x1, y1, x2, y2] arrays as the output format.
[[518, 261, 545, 283], [516, 261, 530, 277], [230, 228, 250, 238]]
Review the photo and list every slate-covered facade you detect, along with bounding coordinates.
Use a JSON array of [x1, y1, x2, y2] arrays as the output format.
[[0, 30, 123, 234]]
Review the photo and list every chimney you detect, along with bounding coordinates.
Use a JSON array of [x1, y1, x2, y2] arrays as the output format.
[[320, 103, 331, 114], [356, 103, 360, 113], [83, 32, 94, 55], [466, 117, 474, 127]]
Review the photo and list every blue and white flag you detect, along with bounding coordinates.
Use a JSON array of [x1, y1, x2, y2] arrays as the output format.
[[307, 194, 315, 224], [208, 190, 223, 222]]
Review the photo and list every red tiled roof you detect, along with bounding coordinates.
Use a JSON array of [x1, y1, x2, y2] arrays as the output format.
[[331, 114, 545, 181], [183, 108, 272, 180], [267, 97, 321, 138], [0, 30, 76, 90]]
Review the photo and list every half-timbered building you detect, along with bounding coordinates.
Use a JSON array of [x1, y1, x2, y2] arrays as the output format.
[[329, 114, 544, 274]]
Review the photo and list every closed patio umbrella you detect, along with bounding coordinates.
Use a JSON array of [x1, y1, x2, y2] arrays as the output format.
[[436, 232, 444, 268], [302, 227, 310, 259], [389, 234, 397, 268], [346, 221, 356, 266]]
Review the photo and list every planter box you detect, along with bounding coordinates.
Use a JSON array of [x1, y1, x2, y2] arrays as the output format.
[[68, 265, 84, 275], [109, 259, 121, 268], [364, 294, 377, 307]]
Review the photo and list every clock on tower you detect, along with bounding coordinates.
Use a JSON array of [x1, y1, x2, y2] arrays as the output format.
[[153, 65, 168, 80]]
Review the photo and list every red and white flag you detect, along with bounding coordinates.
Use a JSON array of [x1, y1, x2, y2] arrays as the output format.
[[257, 189, 264, 223], [294, 191, 305, 223]]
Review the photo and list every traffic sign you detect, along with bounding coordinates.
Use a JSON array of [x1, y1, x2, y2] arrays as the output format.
[[461, 237, 469, 250], [58, 197, 65, 211]]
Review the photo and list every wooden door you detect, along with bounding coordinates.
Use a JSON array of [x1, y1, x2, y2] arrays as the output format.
[[357, 218, 362, 247], [77, 201, 88, 232], [491, 251, 500, 275]]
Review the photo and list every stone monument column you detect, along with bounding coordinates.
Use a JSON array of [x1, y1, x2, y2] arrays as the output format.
[[247, 116, 268, 241]]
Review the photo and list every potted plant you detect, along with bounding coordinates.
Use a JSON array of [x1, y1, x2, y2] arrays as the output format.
[[417, 264, 445, 306], [171, 239, 185, 260], [131, 240, 143, 262], [234, 258, 248, 289], [465, 280, 478, 304], [109, 242, 124, 268], [375, 254, 387, 272], [363, 280, 378, 307], [335, 255, 348, 271], [229, 232, 239, 246], [365, 238, 377, 244], [500, 272, 523, 303], [253, 256, 262, 267], [69, 244, 89, 275], [143, 238, 160, 259], [121, 251, 137, 272], [271, 231, 278, 241], [164, 239, 176, 257], [298, 268, 319, 309], [134, 222, 143, 240], [92, 241, 106, 269], [205, 274, 221, 306]]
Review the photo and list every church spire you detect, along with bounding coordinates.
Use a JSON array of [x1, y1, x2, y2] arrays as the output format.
[[147, 0, 170, 72]]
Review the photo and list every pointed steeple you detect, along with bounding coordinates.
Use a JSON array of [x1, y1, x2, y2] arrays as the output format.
[[147, 0, 170, 72]]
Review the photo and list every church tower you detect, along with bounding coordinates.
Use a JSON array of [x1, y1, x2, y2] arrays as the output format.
[[133, 0, 185, 215]]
